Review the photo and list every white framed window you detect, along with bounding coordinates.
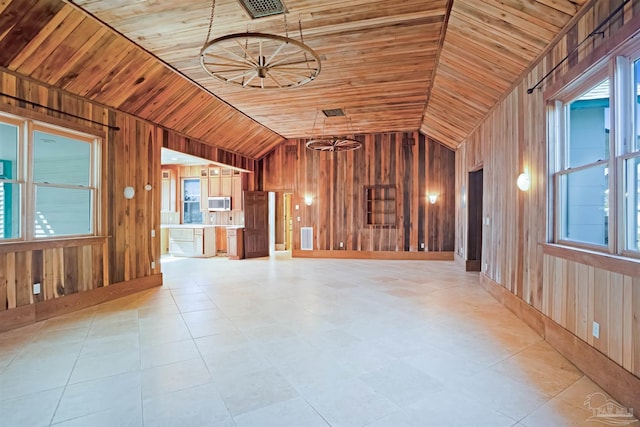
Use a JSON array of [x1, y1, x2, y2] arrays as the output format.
[[548, 43, 640, 257], [0, 112, 100, 241]]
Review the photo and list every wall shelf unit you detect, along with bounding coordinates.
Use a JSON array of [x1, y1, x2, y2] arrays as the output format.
[[364, 185, 397, 228]]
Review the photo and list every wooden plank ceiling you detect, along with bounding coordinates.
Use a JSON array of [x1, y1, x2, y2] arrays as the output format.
[[421, 0, 588, 148], [0, 0, 587, 158]]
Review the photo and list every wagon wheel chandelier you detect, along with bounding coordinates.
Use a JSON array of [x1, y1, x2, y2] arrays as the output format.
[[306, 137, 362, 152], [305, 110, 362, 152], [199, 0, 321, 89]]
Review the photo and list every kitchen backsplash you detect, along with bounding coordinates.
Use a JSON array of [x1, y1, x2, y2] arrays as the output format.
[[208, 211, 244, 226], [160, 211, 180, 224]]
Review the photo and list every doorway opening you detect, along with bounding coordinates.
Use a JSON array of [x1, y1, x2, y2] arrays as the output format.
[[467, 169, 483, 272], [284, 193, 292, 250], [272, 192, 293, 252]]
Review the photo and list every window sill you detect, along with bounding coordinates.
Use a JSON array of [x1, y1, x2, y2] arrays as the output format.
[[0, 236, 108, 254], [541, 243, 640, 277]]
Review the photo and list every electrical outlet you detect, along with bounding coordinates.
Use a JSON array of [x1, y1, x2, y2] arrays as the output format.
[[420, 242, 425, 249], [297, 216, 300, 222], [33, 283, 41, 295], [151, 229, 156, 237], [592, 321, 600, 339], [151, 261, 156, 269], [484, 262, 488, 272], [339, 241, 344, 248], [295, 204, 299, 210]]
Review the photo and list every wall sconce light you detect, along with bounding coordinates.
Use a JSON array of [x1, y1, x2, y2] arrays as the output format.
[[517, 172, 530, 191], [304, 195, 313, 206], [144, 183, 152, 191], [123, 186, 135, 199], [428, 193, 439, 204]]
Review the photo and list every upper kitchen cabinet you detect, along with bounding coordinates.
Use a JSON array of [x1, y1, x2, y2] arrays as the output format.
[[220, 169, 232, 196], [209, 167, 221, 196], [161, 168, 176, 212], [208, 168, 246, 211], [231, 170, 245, 211]]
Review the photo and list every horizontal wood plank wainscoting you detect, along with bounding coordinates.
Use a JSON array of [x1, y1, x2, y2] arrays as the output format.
[[456, 1, 640, 419], [261, 132, 455, 259]]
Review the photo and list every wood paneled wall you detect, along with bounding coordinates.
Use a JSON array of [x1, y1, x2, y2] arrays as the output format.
[[0, 67, 167, 321], [455, 0, 640, 389], [0, 242, 105, 310], [0, 0, 283, 158], [542, 251, 639, 375], [261, 132, 455, 252]]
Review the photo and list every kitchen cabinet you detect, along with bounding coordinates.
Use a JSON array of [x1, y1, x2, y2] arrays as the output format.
[[226, 227, 244, 260], [161, 169, 172, 211], [207, 168, 246, 211], [231, 173, 243, 211], [216, 227, 227, 254], [220, 168, 232, 196], [200, 169, 209, 212], [209, 167, 221, 196], [160, 227, 169, 255], [168, 225, 216, 257]]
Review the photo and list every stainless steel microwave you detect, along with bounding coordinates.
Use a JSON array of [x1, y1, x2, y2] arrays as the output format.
[[208, 196, 231, 211]]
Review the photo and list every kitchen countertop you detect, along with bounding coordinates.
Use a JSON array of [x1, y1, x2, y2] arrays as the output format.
[[161, 224, 243, 228], [160, 224, 216, 229]]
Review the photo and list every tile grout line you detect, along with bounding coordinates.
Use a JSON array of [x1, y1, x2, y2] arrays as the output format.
[[47, 310, 96, 426]]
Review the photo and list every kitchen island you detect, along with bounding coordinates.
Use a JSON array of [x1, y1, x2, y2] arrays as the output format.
[[161, 224, 244, 258], [163, 224, 216, 257]]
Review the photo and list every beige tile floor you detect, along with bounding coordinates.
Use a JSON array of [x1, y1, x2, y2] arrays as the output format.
[[0, 253, 633, 426]]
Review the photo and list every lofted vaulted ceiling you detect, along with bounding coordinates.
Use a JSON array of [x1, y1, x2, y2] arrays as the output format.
[[0, 0, 588, 158]]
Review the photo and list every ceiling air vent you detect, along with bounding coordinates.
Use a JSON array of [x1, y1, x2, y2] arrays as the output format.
[[237, 0, 287, 19], [322, 108, 345, 117]]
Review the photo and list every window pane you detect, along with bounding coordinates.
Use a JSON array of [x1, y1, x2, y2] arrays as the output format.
[[0, 182, 20, 239], [560, 164, 609, 246], [35, 186, 92, 237], [34, 131, 91, 186], [0, 122, 18, 179], [625, 157, 640, 251], [635, 59, 640, 152], [568, 79, 610, 168], [183, 179, 202, 224]]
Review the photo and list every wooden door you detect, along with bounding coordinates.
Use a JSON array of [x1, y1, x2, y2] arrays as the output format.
[[243, 191, 269, 258], [467, 169, 483, 272]]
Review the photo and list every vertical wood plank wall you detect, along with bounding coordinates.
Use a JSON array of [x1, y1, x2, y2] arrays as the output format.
[[0, 68, 160, 315], [261, 132, 455, 252], [0, 67, 255, 320], [456, 1, 640, 380]]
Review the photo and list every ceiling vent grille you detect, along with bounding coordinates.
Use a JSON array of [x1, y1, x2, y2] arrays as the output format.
[[237, 0, 287, 19], [322, 108, 345, 117]]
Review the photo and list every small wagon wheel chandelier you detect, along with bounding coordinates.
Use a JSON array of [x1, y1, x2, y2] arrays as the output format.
[[305, 137, 362, 152], [305, 110, 362, 152], [199, 0, 321, 89]]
